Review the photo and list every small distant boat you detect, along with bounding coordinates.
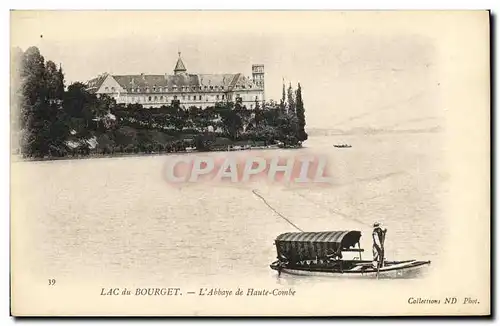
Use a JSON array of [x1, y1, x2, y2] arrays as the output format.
[[269, 231, 430, 278], [334, 144, 352, 148]]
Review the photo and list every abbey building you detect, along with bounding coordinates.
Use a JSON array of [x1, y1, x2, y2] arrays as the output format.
[[86, 53, 265, 109]]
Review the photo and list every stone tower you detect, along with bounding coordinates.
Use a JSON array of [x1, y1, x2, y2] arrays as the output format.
[[252, 64, 265, 90]]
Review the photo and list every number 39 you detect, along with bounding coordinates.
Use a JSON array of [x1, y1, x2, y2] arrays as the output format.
[[48, 279, 56, 285]]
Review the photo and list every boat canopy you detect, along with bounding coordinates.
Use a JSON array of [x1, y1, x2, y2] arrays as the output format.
[[275, 231, 362, 262]]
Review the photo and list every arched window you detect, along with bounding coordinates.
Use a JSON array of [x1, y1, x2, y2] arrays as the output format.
[[154, 96, 157, 101], [111, 87, 115, 92], [105, 87, 109, 91], [148, 96, 152, 101], [160, 96, 164, 101], [199, 95, 202, 100]]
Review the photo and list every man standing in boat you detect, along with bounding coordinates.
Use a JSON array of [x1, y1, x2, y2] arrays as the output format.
[[372, 222, 387, 269]]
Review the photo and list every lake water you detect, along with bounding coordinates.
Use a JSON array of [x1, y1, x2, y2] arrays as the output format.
[[11, 132, 448, 314]]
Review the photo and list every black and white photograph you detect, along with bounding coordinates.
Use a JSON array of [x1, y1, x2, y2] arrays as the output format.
[[9, 10, 490, 316]]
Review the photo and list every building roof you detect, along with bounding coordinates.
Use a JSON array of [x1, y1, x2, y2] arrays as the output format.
[[86, 73, 108, 92], [86, 53, 260, 93], [95, 73, 257, 93], [174, 56, 187, 73]]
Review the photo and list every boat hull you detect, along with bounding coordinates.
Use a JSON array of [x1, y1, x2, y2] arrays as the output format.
[[270, 260, 431, 278]]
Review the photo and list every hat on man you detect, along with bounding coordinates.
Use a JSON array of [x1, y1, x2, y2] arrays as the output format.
[[373, 222, 380, 227]]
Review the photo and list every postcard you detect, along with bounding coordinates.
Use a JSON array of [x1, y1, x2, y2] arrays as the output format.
[[10, 10, 490, 316]]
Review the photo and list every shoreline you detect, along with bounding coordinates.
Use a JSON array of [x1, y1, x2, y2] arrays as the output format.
[[11, 144, 304, 163]]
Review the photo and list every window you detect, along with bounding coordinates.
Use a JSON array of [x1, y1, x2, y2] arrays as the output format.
[[136, 88, 140, 92], [146, 88, 149, 93], [111, 87, 115, 92], [216, 95, 219, 100], [153, 87, 156, 92], [210, 86, 213, 90], [204, 86, 207, 90], [182, 95, 185, 100], [222, 95, 225, 100], [221, 86, 224, 90], [154, 96, 158, 101], [199, 95, 202, 100], [188, 95, 191, 100], [148, 96, 152, 101], [105, 87, 109, 91], [160, 96, 164, 101]]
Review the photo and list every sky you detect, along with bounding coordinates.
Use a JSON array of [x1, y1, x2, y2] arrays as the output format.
[[10, 10, 463, 130]]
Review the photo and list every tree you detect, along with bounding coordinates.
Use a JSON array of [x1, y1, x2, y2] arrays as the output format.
[[63, 82, 97, 141], [19, 46, 47, 157], [279, 80, 286, 113], [253, 99, 263, 129], [287, 83, 295, 115], [114, 126, 137, 152], [218, 102, 243, 140], [295, 83, 308, 142], [165, 105, 188, 132], [45, 61, 64, 102], [18, 47, 70, 157], [96, 133, 115, 154]]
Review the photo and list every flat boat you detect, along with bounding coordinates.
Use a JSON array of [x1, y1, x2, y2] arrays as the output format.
[[269, 231, 430, 278]]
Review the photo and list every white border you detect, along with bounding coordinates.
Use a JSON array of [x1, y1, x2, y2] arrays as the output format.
[[2, 1, 497, 325]]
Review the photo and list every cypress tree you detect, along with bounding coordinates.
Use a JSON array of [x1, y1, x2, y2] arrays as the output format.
[[287, 83, 295, 115], [279, 80, 286, 113], [295, 83, 308, 142]]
